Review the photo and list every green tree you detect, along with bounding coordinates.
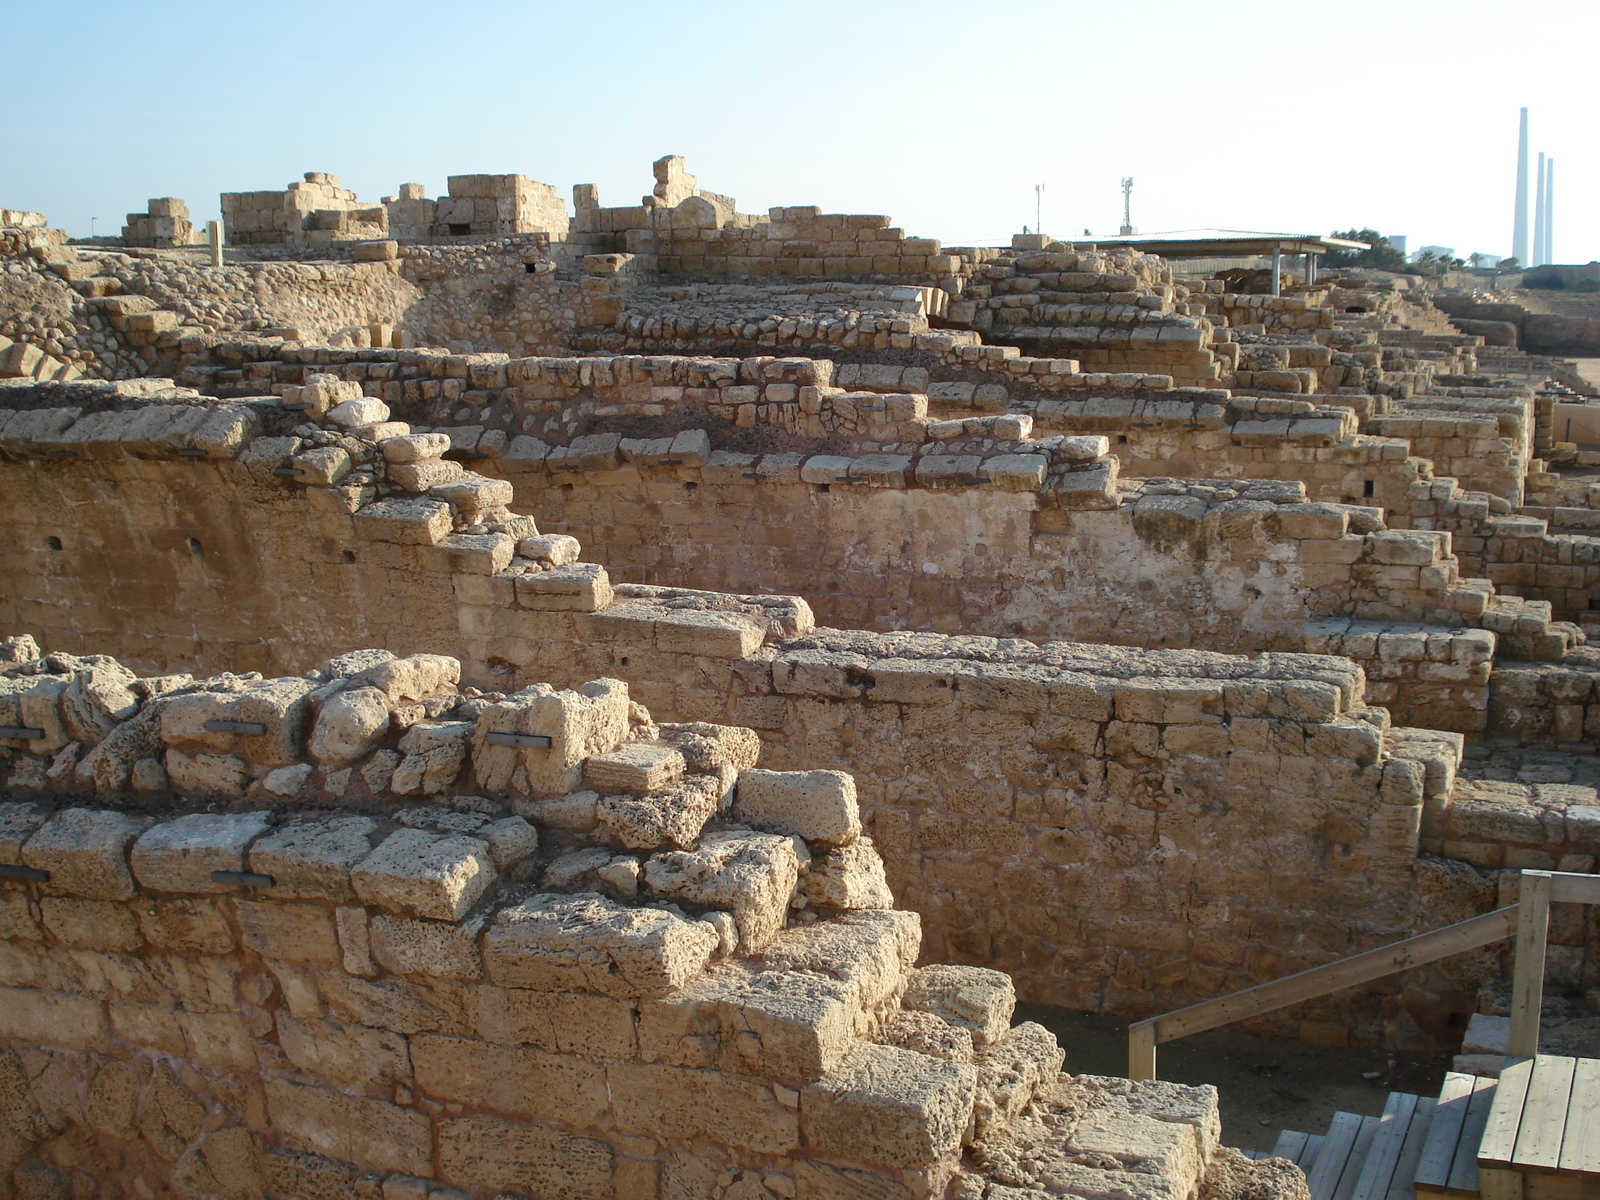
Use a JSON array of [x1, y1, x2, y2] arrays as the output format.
[[1325, 229, 1408, 272]]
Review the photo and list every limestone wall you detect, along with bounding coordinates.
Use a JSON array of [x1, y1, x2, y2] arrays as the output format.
[[0, 384, 1516, 1044], [0, 640, 1133, 1199]]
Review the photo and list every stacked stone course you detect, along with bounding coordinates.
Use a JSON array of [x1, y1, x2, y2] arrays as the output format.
[[0, 629, 1251, 1200]]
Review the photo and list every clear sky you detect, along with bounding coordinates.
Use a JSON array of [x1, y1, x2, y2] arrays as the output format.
[[4, 0, 1596, 263]]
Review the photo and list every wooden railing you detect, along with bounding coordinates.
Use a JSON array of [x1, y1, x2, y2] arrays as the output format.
[[1128, 869, 1600, 1081]]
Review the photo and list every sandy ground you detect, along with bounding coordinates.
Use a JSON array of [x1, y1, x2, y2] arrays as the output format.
[[1019, 1006, 1453, 1154]]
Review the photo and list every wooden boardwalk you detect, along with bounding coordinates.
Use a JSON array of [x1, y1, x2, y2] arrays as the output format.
[[1268, 1059, 1598, 1200], [1477, 1056, 1600, 1200]]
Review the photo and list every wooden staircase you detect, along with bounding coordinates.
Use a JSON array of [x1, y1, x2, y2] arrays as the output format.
[[1270, 1071, 1501, 1200]]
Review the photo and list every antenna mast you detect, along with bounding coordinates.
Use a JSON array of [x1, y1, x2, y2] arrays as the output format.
[[1119, 177, 1136, 236], [1035, 184, 1044, 239]]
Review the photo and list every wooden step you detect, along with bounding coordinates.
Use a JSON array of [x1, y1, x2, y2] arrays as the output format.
[[1273, 1128, 1329, 1171], [1350, 1092, 1434, 1200], [1416, 1071, 1499, 1198], [1308, 1111, 1383, 1200]]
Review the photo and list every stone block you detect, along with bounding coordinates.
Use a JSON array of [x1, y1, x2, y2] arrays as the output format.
[[467, 984, 637, 1060], [249, 817, 376, 902], [970, 1021, 1065, 1139], [802, 1043, 977, 1168], [518, 533, 581, 565], [371, 911, 486, 979], [275, 1012, 410, 1088], [381, 433, 453, 463], [292, 446, 350, 486], [130, 811, 272, 894], [134, 897, 235, 954], [0, 801, 48, 864], [651, 608, 767, 658], [596, 775, 722, 850], [354, 497, 453, 545], [735, 769, 861, 846], [435, 1115, 613, 1198], [514, 562, 613, 611], [264, 1079, 431, 1177], [717, 969, 861, 1081], [644, 830, 801, 951], [40, 896, 143, 952], [351, 653, 461, 703], [476, 815, 538, 870], [802, 838, 895, 911], [984, 453, 1048, 491], [584, 743, 686, 794], [165, 750, 248, 796], [236, 900, 342, 964], [762, 911, 922, 1011], [412, 1033, 608, 1125], [309, 686, 391, 765], [328, 396, 391, 428], [0, 985, 109, 1050], [473, 678, 630, 795], [902, 964, 1015, 1047], [23, 807, 150, 900], [483, 892, 718, 998], [351, 828, 495, 921], [388, 459, 465, 492], [606, 1060, 800, 1154]]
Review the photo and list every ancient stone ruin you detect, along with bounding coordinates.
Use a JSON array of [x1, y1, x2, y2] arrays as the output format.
[[0, 157, 1597, 1200]]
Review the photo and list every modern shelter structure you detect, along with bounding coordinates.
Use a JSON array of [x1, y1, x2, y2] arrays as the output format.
[[1078, 229, 1369, 295]]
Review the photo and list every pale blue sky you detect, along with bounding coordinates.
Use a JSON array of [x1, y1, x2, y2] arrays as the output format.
[[4, 0, 1596, 262]]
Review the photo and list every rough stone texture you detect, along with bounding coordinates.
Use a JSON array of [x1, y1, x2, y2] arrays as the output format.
[[350, 828, 495, 921], [483, 891, 719, 997], [129, 811, 272, 894], [644, 829, 801, 951], [22, 807, 149, 900], [736, 768, 862, 846], [903, 964, 1017, 1049]]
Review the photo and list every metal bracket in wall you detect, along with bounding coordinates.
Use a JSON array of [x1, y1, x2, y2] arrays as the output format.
[[202, 719, 268, 735], [177, 447, 209, 458], [0, 726, 44, 740], [210, 870, 275, 888], [742, 472, 767, 480], [484, 732, 553, 749], [281, 401, 314, 412], [553, 463, 582, 472], [963, 476, 993, 485], [656, 458, 685, 467], [0, 865, 49, 883], [272, 466, 304, 476], [857, 404, 886, 412], [836, 474, 864, 484]]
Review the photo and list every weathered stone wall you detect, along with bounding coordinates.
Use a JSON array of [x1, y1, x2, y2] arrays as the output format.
[[0, 385, 1537, 1047], [0, 641, 1123, 1199]]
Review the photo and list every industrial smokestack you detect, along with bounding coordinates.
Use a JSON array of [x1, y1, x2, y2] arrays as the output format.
[[1534, 151, 1547, 267], [1513, 107, 1530, 266], [1545, 157, 1555, 266]]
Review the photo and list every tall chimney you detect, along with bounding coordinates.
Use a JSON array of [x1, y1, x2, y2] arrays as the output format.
[[1513, 107, 1530, 266], [1533, 151, 1547, 268], [1545, 157, 1555, 266]]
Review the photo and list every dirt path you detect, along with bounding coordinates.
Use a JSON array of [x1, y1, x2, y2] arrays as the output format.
[[1020, 1006, 1454, 1154]]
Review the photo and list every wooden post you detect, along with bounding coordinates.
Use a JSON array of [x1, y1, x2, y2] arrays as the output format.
[[1128, 1020, 1157, 1082], [1508, 870, 1552, 1058], [207, 220, 223, 268]]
